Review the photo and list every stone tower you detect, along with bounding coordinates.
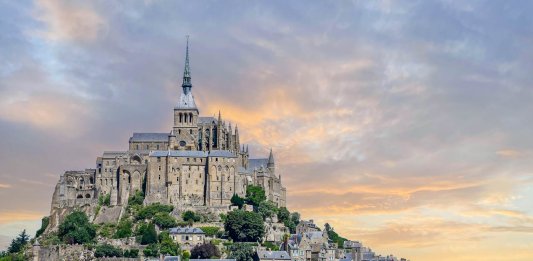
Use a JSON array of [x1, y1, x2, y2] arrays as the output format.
[[170, 36, 200, 150]]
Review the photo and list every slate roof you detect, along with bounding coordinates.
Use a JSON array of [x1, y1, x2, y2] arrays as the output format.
[[102, 151, 127, 158], [169, 227, 205, 234], [150, 150, 208, 157], [198, 117, 217, 124], [209, 150, 236, 158], [130, 132, 168, 142], [249, 158, 269, 170], [257, 251, 291, 260]]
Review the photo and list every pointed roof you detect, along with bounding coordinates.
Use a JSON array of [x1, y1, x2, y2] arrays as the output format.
[[182, 35, 192, 90], [176, 36, 197, 110], [268, 148, 275, 165]]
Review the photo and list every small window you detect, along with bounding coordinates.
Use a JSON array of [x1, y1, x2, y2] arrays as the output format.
[[146, 145, 149, 149], [190, 129, 193, 134], [136, 144, 139, 150], [157, 157, 161, 162], [157, 144, 160, 150], [158, 166, 161, 171], [159, 175, 161, 180]]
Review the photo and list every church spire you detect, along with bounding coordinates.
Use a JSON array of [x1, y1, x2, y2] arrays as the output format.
[[182, 35, 192, 94]]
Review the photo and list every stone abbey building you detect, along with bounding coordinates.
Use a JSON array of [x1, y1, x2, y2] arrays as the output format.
[[48, 40, 286, 228]]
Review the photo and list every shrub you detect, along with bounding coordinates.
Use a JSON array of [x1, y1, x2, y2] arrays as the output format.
[[182, 210, 201, 222], [94, 244, 123, 258], [128, 190, 144, 207], [199, 226, 220, 237], [35, 217, 49, 238], [143, 244, 159, 257], [191, 243, 221, 259], [154, 212, 177, 229], [258, 201, 278, 220], [114, 219, 133, 238], [124, 248, 139, 258], [58, 211, 96, 244], [140, 223, 158, 245], [262, 241, 279, 251], [136, 203, 174, 220]]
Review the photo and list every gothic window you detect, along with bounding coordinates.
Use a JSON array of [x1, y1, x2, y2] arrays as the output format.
[[189, 113, 193, 123], [179, 113, 182, 123]]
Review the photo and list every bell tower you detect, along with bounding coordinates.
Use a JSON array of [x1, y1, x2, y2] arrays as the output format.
[[170, 36, 199, 150]]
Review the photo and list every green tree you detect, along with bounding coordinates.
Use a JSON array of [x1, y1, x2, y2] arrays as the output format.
[[58, 211, 96, 244], [35, 216, 50, 238], [94, 244, 123, 258], [324, 223, 347, 247], [159, 232, 180, 256], [190, 243, 220, 259], [154, 212, 178, 229], [136, 203, 174, 220], [224, 210, 264, 242], [124, 248, 139, 258], [182, 210, 201, 223], [114, 219, 133, 238], [277, 207, 290, 223], [7, 230, 29, 253], [143, 244, 159, 257], [258, 201, 278, 220], [231, 194, 245, 209], [245, 185, 266, 207], [140, 223, 158, 245], [228, 242, 256, 261], [128, 190, 145, 207]]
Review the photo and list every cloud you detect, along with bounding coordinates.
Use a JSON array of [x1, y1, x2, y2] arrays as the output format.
[[0, 183, 11, 189], [32, 0, 106, 43], [1, 1, 533, 260]]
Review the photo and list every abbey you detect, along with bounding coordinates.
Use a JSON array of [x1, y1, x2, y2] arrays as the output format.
[[48, 40, 286, 227]]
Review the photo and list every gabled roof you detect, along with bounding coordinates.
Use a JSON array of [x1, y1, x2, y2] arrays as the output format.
[[169, 227, 205, 234], [130, 132, 168, 142]]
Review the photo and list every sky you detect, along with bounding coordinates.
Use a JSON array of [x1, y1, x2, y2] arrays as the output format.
[[1, 0, 533, 260]]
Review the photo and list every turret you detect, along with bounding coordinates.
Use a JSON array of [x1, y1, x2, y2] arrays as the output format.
[[267, 148, 275, 172]]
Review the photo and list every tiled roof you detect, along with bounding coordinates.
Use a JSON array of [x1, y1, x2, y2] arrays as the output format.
[[130, 132, 168, 142], [102, 151, 127, 157], [169, 227, 205, 234]]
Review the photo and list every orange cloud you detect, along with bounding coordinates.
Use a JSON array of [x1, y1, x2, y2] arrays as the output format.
[[0, 212, 45, 225]]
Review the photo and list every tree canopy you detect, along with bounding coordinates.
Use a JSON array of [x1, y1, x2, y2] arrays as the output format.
[[190, 243, 221, 259], [7, 230, 29, 254], [228, 242, 256, 261], [224, 210, 264, 242], [245, 185, 266, 207], [58, 211, 96, 244]]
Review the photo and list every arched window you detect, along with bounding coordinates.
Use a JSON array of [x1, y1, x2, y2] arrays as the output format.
[[179, 113, 183, 123], [77, 194, 83, 199], [189, 113, 193, 123], [85, 194, 91, 198]]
